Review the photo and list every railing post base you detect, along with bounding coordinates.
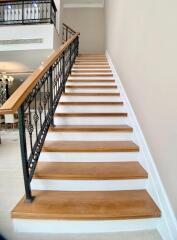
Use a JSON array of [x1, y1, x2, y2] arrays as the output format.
[[24, 196, 35, 204]]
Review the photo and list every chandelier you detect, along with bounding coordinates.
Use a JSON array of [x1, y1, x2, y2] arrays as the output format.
[[0, 72, 14, 86]]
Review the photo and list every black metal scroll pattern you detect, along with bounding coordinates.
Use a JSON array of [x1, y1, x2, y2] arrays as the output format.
[[0, 85, 7, 106], [17, 34, 79, 201], [23, 71, 52, 182]]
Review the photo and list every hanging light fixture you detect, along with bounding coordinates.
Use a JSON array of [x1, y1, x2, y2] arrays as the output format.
[[0, 72, 14, 86]]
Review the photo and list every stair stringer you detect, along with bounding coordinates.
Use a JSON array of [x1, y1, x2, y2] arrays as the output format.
[[106, 51, 177, 240]]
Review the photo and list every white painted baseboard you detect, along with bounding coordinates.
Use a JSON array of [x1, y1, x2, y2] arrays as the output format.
[[106, 51, 177, 240]]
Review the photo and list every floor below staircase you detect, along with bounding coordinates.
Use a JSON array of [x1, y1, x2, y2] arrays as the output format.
[[10, 54, 162, 235]]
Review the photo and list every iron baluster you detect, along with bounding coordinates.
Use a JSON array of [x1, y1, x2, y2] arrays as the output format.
[[69, 43, 72, 74], [18, 104, 33, 203], [49, 66, 54, 127], [0, 26, 79, 203], [62, 52, 66, 93]]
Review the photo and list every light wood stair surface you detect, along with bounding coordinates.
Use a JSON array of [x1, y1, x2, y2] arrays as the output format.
[[73, 65, 110, 69], [66, 85, 117, 89], [71, 73, 113, 77], [34, 162, 148, 180], [42, 141, 139, 152], [76, 58, 107, 60], [49, 125, 133, 132], [74, 62, 109, 66], [11, 190, 161, 220], [68, 79, 115, 83], [63, 93, 120, 96], [54, 112, 128, 117], [76, 56, 106, 58], [59, 102, 123, 106], [72, 69, 111, 73]]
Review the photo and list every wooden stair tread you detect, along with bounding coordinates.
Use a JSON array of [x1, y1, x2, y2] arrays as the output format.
[[77, 57, 107, 59], [59, 102, 123, 105], [73, 65, 110, 69], [66, 85, 117, 89], [42, 141, 139, 152], [49, 125, 133, 132], [76, 60, 108, 62], [71, 73, 113, 77], [34, 162, 148, 180], [77, 56, 107, 59], [68, 80, 115, 82], [77, 56, 106, 58], [63, 93, 120, 96], [54, 112, 128, 117], [72, 70, 111, 73], [79, 54, 106, 56], [11, 190, 161, 220], [75, 62, 109, 65]]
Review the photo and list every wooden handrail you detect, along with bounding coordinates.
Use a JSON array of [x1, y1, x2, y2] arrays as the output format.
[[63, 23, 76, 34], [0, 32, 80, 115]]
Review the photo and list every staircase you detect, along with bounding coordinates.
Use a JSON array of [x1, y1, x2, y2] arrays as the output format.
[[11, 54, 161, 233]]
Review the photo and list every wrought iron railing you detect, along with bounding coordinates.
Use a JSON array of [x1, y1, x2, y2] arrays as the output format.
[[0, 0, 57, 26], [63, 23, 77, 43], [0, 26, 79, 202], [0, 85, 7, 106]]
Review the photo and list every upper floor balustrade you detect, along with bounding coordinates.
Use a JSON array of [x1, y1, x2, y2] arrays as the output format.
[[0, 0, 57, 26]]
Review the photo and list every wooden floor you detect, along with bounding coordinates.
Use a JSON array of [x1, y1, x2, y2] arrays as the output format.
[[11, 190, 161, 220]]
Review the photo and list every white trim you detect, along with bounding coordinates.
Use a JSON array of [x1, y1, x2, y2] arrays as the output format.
[[13, 218, 160, 234], [39, 152, 140, 162], [31, 179, 147, 191], [106, 51, 177, 240], [63, 3, 104, 8]]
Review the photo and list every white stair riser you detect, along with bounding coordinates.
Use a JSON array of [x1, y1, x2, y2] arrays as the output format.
[[66, 82, 115, 86], [31, 179, 147, 191], [54, 117, 129, 125], [69, 75, 113, 78], [60, 96, 122, 102], [39, 152, 140, 162], [13, 218, 161, 234], [46, 132, 133, 141], [56, 105, 125, 112], [68, 77, 115, 80], [65, 88, 118, 93], [72, 68, 111, 71]]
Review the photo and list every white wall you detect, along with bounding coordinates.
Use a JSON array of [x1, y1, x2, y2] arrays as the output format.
[[0, 24, 60, 51], [63, 7, 105, 53], [105, 0, 177, 217]]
